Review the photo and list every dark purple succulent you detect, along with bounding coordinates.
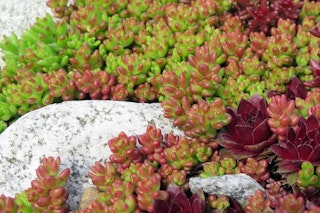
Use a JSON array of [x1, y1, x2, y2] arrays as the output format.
[[284, 76, 307, 100], [246, 0, 278, 34], [153, 183, 205, 213], [270, 0, 303, 21], [217, 95, 277, 159], [268, 76, 307, 100], [270, 115, 320, 172], [310, 25, 320, 38], [304, 58, 320, 88]]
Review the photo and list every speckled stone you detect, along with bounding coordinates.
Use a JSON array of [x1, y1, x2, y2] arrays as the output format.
[[0, 0, 49, 38], [0, 100, 184, 210], [189, 174, 265, 205]]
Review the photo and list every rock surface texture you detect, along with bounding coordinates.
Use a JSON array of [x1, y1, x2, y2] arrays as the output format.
[[189, 174, 265, 205], [0, 100, 183, 210]]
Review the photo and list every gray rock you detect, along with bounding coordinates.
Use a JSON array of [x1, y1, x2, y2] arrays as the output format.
[[0, 0, 49, 38], [189, 173, 265, 205], [0, 100, 184, 210]]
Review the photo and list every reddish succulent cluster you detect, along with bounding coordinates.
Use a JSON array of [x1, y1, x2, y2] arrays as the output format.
[[267, 94, 300, 142], [84, 119, 320, 211], [81, 126, 214, 212], [80, 122, 319, 212], [0, 157, 70, 212]]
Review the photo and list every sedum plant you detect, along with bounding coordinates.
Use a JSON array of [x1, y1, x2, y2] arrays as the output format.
[[82, 126, 214, 212], [0, 156, 70, 212], [1, 0, 320, 212]]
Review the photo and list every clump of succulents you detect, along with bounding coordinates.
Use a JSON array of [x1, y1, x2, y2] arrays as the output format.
[[0, 0, 316, 134], [0, 157, 70, 212], [1, 122, 320, 212], [80, 125, 214, 212], [1, 0, 320, 212]]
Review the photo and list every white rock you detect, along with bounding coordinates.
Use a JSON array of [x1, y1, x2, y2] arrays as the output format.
[[189, 174, 265, 205], [0, 100, 184, 210], [0, 0, 49, 38]]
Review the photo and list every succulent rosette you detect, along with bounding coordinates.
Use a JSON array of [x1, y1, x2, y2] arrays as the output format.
[[162, 2, 200, 33], [134, 82, 157, 103], [299, 0, 320, 20], [108, 132, 142, 173], [200, 157, 238, 178], [101, 15, 135, 55], [295, 88, 320, 117], [217, 95, 277, 159], [43, 69, 77, 102], [270, 115, 320, 173], [240, 56, 265, 82], [173, 29, 207, 59], [69, 5, 108, 39], [116, 53, 152, 95], [262, 34, 297, 69], [221, 31, 248, 61], [238, 158, 270, 183], [188, 46, 225, 101], [283, 76, 307, 101], [18, 157, 70, 212], [270, 18, 297, 37], [71, 69, 117, 100], [88, 161, 118, 191], [46, 0, 70, 19], [184, 98, 232, 143], [304, 58, 320, 88], [127, 0, 152, 20], [153, 183, 206, 213], [218, 74, 252, 108], [69, 42, 103, 71], [249, 31, 268, 58], [221, 14, 244, 33], [267, 94, 300, 142], [245, 190, 272, 213], [271, 0, 303, 21], [263, 66, 296, 93], [143, 17, 176, 48], [3, 71, 51, 115], [243, 0, 278, 34], [93, 178, 137, 212], [296, 161, 320, 188], [191, 0, 216, 24]]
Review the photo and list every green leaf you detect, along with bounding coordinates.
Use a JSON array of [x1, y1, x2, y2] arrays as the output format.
[[15, 193, 34, 213]]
